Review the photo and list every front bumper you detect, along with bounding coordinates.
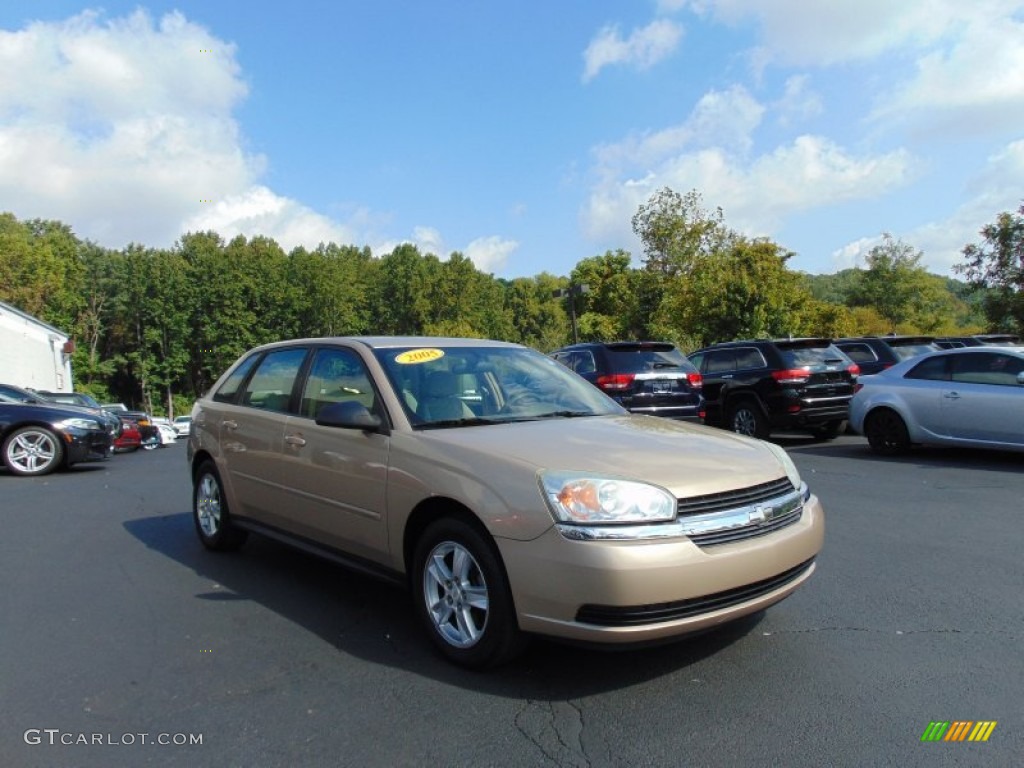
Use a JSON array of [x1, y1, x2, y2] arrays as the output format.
[[64, 429, 114, 464], [498, 493, 824, 644]]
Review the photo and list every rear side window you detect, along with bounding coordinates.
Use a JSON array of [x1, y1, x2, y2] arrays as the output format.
[[240, 347, 309, 412], [837, 343, 877, 364], [213, 353, 261, 403], [905, 356, 949, 381], [704, 350, 736, 373]]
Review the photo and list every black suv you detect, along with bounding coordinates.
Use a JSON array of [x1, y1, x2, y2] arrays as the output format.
[[934, 334, 1021, 348], [833, 336, 940, 376], [550, 341, 704, 422], [688, 338, 858, 440]]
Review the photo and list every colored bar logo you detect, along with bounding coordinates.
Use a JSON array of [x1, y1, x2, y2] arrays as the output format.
[[921, 721, 997, 742]]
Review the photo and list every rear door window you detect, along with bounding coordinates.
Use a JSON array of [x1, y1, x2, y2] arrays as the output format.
[[240, 347, 309, 412]]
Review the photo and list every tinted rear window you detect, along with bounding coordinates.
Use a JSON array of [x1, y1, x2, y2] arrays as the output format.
[[605, 345, 696, 373], [776, 343, 849, 368]]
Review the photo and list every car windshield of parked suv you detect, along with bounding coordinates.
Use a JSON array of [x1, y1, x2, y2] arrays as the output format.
[[373, 344, 623, 427]]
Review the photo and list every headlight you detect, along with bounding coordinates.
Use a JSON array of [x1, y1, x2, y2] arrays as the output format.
[[58, 418, 102, 431], [763, 441, 802, 490], [540, 471, 676, 524]]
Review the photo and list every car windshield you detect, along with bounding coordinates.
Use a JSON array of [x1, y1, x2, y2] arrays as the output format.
[[373, 344, 624, 428]]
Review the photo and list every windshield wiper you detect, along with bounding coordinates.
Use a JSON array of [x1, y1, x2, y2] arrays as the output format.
[[531, 410, 597, 419], [417, 417, 503, 430]]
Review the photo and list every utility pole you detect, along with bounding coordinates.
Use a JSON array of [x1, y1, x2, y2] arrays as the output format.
[[552, 283, 590, 344]]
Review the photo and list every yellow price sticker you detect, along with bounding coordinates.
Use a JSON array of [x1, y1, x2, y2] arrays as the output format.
[[395, 348, 445, 365]]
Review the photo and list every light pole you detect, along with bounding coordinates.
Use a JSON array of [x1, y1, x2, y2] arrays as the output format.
[[552, 283, 590, 344]]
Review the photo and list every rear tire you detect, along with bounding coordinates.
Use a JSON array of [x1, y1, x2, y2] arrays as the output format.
[[412, 517, 527, 669], [729, 400, 769, 439], [864, 409, 910, 455], [192, 461, 248, 550]]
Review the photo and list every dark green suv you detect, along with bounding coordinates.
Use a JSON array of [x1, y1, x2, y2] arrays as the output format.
[[688, 338, 859, 440]]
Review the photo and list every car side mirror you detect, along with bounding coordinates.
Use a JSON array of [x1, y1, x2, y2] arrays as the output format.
[[1017, 371, 1024, 386], [315, 401, 385, 432]]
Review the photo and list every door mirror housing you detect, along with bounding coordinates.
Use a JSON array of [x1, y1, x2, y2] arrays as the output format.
[[315, 401, 385, 432]]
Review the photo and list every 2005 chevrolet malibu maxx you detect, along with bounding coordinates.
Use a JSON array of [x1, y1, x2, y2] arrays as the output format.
[[188, 337, 824, 668]]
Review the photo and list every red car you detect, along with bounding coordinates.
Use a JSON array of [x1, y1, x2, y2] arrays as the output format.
[[113, 419, 142, 452]]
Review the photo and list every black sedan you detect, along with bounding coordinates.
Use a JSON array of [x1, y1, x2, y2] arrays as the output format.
[[0, 401, 114, 476]]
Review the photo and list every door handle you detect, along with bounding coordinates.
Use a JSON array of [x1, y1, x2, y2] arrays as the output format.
[[222, 420, 238, 430], [943, 392, 961, 400], [285, 434, 307, 447]]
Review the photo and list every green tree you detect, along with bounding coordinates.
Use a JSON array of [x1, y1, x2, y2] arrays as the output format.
[[662, 238, 815, 348], [631, 188, 732, 275], [504, 274, 568, 350], [568, 250, 634, 341], [956, 204, 1024, 333], [849, 234, 934, 333]]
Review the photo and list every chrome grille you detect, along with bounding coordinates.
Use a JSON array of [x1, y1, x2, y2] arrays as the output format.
[[677, 477, 795, 517]]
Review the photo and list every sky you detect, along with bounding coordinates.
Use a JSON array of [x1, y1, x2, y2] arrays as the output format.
[[1, 1, 1022, 280]]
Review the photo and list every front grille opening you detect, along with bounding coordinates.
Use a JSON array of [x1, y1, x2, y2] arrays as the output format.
[[677, 477, 794, 517], [575, 558, 815, 627]]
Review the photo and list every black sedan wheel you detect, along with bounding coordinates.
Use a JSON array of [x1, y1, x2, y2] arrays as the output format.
[[2, 426, 65, 476], [413, 518, 527, 669], [193, 461, 248, 550], [729, 400, 769, 439], [864, 408, 911, 455]]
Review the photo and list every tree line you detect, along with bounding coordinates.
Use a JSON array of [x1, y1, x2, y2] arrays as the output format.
[[1, 189, 1019, 418]]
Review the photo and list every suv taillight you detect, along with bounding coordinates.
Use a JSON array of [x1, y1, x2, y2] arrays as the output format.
[[771, 368, 811, 385], [848, 363, 861, 377], [686, 372, 703, 389], [596, 373, 635, 392]]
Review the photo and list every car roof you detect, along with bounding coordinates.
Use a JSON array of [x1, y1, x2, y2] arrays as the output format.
[[245, 336, 524, 353], [836, 335, 935, 344], [696, 337, 833, 350]]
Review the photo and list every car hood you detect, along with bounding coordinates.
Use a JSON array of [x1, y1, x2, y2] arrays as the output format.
[[415, 414, 791, 498]]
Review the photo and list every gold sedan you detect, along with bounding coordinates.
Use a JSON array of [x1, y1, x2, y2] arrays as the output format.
[[188, 337, 824, 668]]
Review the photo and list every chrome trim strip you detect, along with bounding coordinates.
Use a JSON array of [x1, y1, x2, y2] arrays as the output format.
[[556, 483, 807, 542]]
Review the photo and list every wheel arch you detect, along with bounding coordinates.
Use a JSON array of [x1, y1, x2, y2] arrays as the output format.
[[403, 497, 510, 588]]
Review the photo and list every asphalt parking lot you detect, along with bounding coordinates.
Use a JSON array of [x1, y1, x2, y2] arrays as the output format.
[[1, 435, 1021, 767]]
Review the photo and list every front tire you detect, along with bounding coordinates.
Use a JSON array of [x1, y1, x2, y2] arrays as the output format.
[[412, 518, 526, 669], [729, 400, 769, 439], [192, 461, 248, 550], [3, 426, 65, 476], [864, 408, 910, 455]]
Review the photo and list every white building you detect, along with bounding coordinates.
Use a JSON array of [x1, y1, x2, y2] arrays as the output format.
[[0, 300, 74, 391]]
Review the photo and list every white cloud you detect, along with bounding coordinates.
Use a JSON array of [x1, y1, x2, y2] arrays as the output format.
[[464, 236, 518, 274], [182, 187, 355, 251], [831, 139, 1024, 274], [583, 86, 912, 246], [872, 12, 1024, 132], [591, 85, 764, 174], [0, 9, 263, 247], [582, 19, 684, 82], [774, 76, 823, 127]]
